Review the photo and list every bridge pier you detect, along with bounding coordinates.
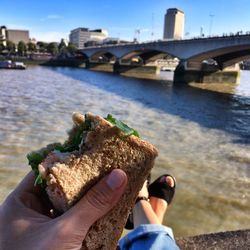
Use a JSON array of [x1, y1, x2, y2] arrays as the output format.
[[174, 62, 240, 84], [85, 60, 114, 72], [114, 63, 160, 79], [86, 59, 160, 79]]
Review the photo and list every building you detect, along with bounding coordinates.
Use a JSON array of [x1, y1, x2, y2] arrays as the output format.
[[7, 29, 29, 44], [0, 26, 7, 46], [163, 8, 184, 40], [69, 27, 108, 49], [0, 26, 29, 46]]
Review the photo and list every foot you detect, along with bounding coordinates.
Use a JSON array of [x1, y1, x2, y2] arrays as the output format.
[[149, 175, 176, 223]]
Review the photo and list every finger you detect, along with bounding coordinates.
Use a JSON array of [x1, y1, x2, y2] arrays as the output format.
[[14, 171, 41, 195], [60, 169, 127, 235]]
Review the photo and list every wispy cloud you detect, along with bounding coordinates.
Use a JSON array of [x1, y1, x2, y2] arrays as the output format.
[[40, 14, 62, 22], [30, 31, 68, 42], [7, 24, 30, 30], [109, 27, 132, 31], [110, 26, 150, 32], [47, 14, 62, 19]]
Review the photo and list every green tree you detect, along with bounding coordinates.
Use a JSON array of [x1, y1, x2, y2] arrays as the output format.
[[37, 41, 47, 53], [17, 41, 27, 56], [58, 39, 67, 52], [67, 42, 77, 55], [47, 42, 58, 55], [27, 42, 36, 52], [0, 43, 5, 53], [6, 40, 16, 54]]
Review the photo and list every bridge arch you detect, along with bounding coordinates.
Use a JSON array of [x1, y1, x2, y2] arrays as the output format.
[[89, 50, 117, 63], [185, 44, 250, 70], [119, 49, 177, 65], [77, 52, 89, 60]]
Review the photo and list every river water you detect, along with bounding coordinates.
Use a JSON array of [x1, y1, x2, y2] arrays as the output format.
[[0, 66, 249, 236]]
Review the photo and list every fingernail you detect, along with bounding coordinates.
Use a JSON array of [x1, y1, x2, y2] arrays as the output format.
[[106, 169, 126, 190]]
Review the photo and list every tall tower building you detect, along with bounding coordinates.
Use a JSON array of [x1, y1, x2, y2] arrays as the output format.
[[163, 8, 184, 40]]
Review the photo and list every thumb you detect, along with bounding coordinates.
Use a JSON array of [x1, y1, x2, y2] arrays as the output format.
[[60, 169, 127, 235]]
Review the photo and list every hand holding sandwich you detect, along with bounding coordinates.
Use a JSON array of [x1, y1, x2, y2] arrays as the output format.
[[0, 169, 127, 250], [0, 112, 158, 250]]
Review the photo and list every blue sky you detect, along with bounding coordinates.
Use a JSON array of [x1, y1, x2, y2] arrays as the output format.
[[1, 0, 249, 42]]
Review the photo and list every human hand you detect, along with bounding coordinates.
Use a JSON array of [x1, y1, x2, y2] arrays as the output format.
[[0, 169, 127, 250]]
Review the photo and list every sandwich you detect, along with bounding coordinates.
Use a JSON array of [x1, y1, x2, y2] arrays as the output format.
[[27, 112, 158, 250]]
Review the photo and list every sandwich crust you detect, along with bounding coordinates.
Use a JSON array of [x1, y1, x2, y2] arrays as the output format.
[[39, 113, 158, 250]]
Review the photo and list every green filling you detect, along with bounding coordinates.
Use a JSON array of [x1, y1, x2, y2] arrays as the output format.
[[27, 118, 92, 187], [27, 114, 139, 187], [105, 114, 140, 137]]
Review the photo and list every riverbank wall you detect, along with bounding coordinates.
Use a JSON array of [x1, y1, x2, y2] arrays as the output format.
[[0, 57, 86, 67], [176, 229, 249, 250]]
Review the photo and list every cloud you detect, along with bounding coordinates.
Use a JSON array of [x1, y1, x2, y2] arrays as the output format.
[[109, 27, 132, 31], [110, 26, 150, 33], [47, 15, 62, 19], [7, 24, 30, 30], [40, 15, 62, 22], [30, 31, 68, 42]]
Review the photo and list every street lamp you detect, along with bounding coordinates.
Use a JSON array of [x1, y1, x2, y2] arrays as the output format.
[[134, 29, 141, 43], [209, 14, 215, 36], [151, 13, 154, 41]]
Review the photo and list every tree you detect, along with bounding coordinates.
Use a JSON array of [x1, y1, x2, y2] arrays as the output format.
[[47, 42, 58, 55], [0, 43, 5, 53], [58, 39, 67, 52], [37, 41, 47, 53], [17, 41, 27, 56], [27, 42, 36, 52], [67, 42, 77, 55], [6, 40, 16, 54]]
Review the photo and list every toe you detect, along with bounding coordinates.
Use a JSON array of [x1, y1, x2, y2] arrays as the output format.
[[164, 176, 175, 188]]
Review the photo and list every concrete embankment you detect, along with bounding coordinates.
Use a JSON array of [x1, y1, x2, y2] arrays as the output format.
[[176, 229, 250, 250], [0, 58, 86, 67], [42, 58, 86, 67]]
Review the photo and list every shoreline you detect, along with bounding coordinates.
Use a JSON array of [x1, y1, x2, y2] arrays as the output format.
[[176, 229, 250, 249]]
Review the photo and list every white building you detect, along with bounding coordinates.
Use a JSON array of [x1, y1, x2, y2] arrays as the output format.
[[0, 26, 7, 46], [69, 28, 108, 49], [163, 8, 185, 40]]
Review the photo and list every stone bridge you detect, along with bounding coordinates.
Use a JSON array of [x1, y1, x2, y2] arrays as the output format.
[[79, 35, 250, 83]]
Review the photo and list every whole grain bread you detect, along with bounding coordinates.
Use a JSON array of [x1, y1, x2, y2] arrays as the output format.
[[39, 113, 158, 250]]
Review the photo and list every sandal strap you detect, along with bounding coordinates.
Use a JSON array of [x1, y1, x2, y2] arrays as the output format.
[[136, 196, 150, 204]]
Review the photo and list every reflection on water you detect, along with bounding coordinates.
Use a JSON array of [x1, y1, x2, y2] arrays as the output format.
[[0, 66, 249, 236]]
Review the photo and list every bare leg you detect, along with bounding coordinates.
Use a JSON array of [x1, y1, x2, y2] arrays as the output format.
[[150, 176, 175, 223], [133, 199, 161, 227], [132, 175, 175, 227], [132, 180, 161, 227]]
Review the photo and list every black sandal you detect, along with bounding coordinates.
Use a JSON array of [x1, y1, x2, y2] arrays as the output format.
[[148, 174, 176, 205]]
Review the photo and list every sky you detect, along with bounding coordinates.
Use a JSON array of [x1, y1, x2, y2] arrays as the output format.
[[1, 0, 250, 43]]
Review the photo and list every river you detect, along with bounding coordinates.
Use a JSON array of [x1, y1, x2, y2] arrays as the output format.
[[0, 66, 249, 237]]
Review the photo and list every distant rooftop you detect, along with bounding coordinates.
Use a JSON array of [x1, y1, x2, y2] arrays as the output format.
[[71, 27, 89, 32], [167, 8, 184, 14]]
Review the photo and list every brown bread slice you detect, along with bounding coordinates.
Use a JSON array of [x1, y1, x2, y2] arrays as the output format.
[[39, 113, 158, 250]]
